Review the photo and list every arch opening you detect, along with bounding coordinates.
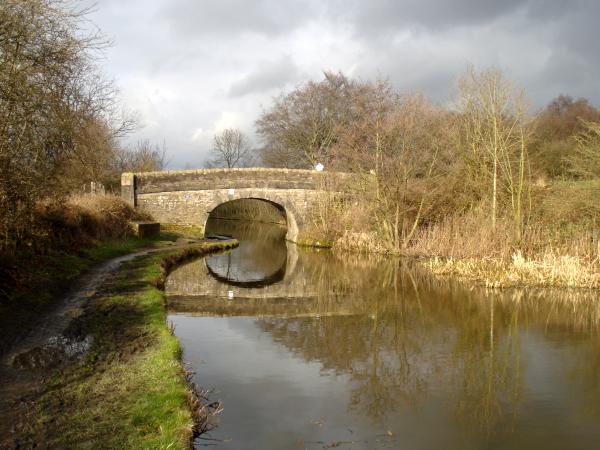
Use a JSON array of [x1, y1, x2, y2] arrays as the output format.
[[204, 198, 289, 286], [205, 196, 299, 242], [207, 198, 287, 226]]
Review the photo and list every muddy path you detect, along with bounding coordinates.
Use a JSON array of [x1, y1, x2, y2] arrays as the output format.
[[0, 239, 200, 442]]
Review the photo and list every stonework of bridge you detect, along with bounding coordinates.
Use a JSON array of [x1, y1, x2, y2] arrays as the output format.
[[121, 168, 350, 242]]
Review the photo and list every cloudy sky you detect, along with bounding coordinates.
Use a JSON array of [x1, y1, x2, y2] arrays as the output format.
[[86, 0, 600, 168]]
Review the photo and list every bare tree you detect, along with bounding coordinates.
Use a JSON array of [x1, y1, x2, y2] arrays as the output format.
[[532, 95, 600, 178], [456, 66, 531, 238], [208, 128, 253, 168], [116, 139, 168, 173], [256, 72, 358, 168], [566, 120, 600, 179], [330, 84, 452, 250]]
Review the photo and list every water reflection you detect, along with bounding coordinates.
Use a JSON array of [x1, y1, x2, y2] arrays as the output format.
[[205, 218, 287, 286], [167, 220, 600, 450]]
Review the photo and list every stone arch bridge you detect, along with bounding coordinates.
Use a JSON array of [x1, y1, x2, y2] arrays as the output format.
[[121, 168, 352, 242]]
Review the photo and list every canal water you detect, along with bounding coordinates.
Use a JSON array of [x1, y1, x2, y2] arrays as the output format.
[[166, 219, 600, 450]]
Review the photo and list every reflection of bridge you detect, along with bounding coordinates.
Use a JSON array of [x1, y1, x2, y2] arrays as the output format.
[[121, 168, 351, 241], [166, 243, 321, 303], [165, 245, 392, 317]]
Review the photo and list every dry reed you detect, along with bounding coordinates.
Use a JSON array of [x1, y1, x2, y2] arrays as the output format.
[[427, 247, 600, 289]]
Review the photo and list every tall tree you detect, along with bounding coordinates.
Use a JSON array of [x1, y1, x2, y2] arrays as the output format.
[[256, 72, 358, 168], [456, 66, 531, 238], [532, 95, 600, 178], [565, 120, 600, 179]]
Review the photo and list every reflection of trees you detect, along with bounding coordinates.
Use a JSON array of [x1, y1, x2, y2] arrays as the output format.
[[259, 260, 444, 423], [545, 291, 600, 421], [450, 296, 523, 434], [573, 336, 600, 418], [255, 257, 600, 433]]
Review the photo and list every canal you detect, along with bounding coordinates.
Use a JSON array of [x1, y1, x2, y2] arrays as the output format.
[[166, 218, 600, 449]]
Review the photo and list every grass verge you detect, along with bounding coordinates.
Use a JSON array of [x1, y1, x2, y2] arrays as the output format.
[[5, 239, 237, 449]]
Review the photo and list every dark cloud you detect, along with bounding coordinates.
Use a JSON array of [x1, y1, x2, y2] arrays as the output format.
[[342, 0, 528, 34], [548, 2, 600, 64], [162, 0, 322, 38], [229, 56, 301, 97]]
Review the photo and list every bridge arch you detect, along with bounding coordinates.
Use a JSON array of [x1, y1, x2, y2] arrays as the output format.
[[205, 194, 299, 242]]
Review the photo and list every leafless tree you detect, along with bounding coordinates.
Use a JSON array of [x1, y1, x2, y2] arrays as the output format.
[[256, 72, 359, 168], [566, 120, 600, 179], [531, 95, 600, 178], [208, 128, 253, 168], [456, 66, 531, 238], [115, 139, 168, 173]]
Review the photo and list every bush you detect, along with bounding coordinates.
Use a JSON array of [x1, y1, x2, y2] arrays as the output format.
[[0, 194, 146, 260], [535, 180, 600, 231]]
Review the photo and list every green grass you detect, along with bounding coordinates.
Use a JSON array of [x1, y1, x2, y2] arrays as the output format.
[[13, 240, 237, 448], [296, 236, 334, 249], [36, 256, 191, 448]]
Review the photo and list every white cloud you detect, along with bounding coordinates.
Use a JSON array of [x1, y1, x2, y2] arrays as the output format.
[[190, 128, 205, 142], [213, 111, 248, 134]]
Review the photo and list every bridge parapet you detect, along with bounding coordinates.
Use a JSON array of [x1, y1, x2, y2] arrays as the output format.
[[129, 168, 352, 195]]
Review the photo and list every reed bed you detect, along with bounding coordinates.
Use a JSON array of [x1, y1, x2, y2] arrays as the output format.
[[427, 248, 600, 289]]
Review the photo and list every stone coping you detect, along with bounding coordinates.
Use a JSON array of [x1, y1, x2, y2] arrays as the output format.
[[126, 167, 353, 178]]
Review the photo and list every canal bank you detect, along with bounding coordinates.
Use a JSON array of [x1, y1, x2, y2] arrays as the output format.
[[0, 238, 237, 449]]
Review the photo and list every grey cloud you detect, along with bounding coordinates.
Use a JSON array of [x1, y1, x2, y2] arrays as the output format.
[[161, 0, 322, 38], [549, 3, 600, 64], [229, 57, 300, 97], [346, 0, 600, 107], [341, 0, 529, 34], [525, 1, 600, 105]]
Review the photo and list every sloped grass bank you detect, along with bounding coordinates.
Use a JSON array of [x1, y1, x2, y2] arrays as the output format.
[[0, 193, 152, 356], [5, 240, 237, 449], [0, 237, 166, 356]]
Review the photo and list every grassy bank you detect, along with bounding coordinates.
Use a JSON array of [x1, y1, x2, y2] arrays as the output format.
[[0, 193, 154, 355], [5, 239, 237, 449], [330, 226, 600, 289], [426, 251, 600, 289]]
